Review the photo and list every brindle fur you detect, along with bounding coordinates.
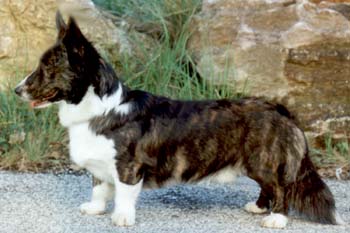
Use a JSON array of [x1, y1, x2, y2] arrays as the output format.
[[15, 12, 338, 225]]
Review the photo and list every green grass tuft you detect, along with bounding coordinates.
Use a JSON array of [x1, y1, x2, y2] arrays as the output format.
[[94, 0, 201, 41], [310, 136, 349, 178], [0, 81, 67, 172], [95, 0, 240, 100]]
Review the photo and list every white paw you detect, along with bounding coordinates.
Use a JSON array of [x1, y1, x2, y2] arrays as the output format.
[[244, 202, 268, 214], [111, 209, 135, 227], [80, 201, 106, 215], [261, 213, 288, 229]]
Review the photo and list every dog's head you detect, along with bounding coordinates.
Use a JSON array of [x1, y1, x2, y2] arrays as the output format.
[[14, 11, 102, 108]]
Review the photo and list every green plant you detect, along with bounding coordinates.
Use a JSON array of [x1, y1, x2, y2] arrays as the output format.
[[310, 135, 350, 168], [0, 83, 67, 171], [95, 0, 240, 101], [335, 140, 349, 159], [94, 0, 201, 41]]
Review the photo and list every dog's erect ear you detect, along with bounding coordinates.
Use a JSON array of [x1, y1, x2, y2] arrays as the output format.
[[62, 16, 100, 70], [56, 11, 67, 39], [62, 17, 88, 57], [66, 17, 85, 41]]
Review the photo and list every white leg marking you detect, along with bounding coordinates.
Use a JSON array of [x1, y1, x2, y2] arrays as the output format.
[[244, 202, 268, 214], [111, 179, 143, 227], [80, 182, 114, 215], [261, 212, 288, 229]]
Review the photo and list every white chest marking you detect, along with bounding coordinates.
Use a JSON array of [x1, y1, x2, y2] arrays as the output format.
[[69, 123, 117, 184], [58, 84, 130, 184]]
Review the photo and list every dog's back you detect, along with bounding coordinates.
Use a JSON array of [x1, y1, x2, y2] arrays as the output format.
[[99, 91, 342, 227]]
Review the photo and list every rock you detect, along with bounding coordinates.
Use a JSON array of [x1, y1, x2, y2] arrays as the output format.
[[188, 0, 350, 146], [0, 0, 156, 88], [57, 0, 157, 72], [0, 0, 57, 88]]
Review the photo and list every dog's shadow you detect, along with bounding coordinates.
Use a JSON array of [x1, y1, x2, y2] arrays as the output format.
[[137, 183, 259, 210]]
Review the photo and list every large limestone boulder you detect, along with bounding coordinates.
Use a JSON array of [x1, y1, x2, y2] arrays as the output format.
[[0, 0, 155, 88], [188, 0, 350, 146], [0, 0, 56, 87]]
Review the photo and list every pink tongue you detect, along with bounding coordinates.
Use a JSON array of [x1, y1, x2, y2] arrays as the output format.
[[30, 101, 40, 108]]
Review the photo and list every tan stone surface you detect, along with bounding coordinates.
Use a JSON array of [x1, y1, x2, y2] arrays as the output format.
[[0, 0, 57, 87], [188, 0, 350, 145], [0, 0, 156, 87]]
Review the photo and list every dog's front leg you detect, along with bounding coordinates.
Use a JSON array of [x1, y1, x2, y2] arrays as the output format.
[[111, 163, 143, 227], [80, 177, 114, 215]]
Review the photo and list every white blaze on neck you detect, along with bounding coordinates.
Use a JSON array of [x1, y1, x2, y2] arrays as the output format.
[[59, 84, 130, 127]]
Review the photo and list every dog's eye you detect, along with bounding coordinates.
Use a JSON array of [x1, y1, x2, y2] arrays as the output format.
[[26, 74, 36, 86]]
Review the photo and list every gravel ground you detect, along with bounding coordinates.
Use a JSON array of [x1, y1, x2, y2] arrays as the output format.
[[0, 171, 349, 233]]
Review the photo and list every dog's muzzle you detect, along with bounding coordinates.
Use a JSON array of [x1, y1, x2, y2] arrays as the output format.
[[14, 85, 23, 96]]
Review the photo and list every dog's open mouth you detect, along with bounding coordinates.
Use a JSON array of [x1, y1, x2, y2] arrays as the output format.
[[30, 89, 58, 108]]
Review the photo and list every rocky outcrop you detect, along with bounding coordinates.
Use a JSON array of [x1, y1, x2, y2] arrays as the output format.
[[0, 0, 156, 88], [0, 0, 56, 87], [188, 0, 350, 146]]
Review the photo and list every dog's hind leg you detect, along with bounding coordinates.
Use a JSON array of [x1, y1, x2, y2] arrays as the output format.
[[245, 168, 289, 228], [244, 188, 270, 214], [80, 177, 114, 215], [260, 186, 289, 229]]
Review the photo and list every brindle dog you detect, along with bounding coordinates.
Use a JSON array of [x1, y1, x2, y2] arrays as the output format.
[[14, 11, 344, 228]]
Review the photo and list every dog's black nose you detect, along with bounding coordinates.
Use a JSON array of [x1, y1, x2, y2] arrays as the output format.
[[14, 86, 22, 96]]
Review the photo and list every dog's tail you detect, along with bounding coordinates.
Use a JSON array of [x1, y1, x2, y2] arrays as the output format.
[[286, 152, 344, 225]]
